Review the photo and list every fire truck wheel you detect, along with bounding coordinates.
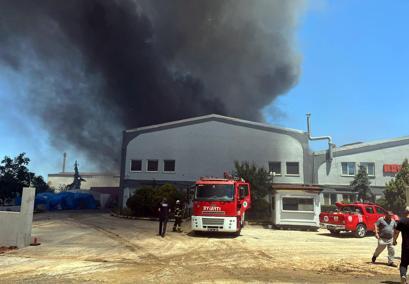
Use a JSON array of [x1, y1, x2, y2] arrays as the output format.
[[354, 223, 367, 238]]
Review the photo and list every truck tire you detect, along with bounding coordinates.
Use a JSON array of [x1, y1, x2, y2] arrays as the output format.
[[354, 224, 367, 238], [329, 229, 340, 235]]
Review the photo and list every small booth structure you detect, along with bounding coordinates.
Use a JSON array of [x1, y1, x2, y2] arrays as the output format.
[[270, 184, 322, 230]]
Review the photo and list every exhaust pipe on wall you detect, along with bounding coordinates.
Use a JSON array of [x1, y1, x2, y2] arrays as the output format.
[[306, 113, 334, 160]]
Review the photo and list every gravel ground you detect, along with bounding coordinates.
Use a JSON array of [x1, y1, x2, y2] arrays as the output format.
[[0, 211, 404, 283]]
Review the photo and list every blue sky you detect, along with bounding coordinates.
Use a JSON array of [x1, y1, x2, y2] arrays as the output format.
[[265, 0, 409, 150], [1, 0, 409, 177]]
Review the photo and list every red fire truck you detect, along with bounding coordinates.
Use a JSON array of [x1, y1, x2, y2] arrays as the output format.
[[191, 177, 251, 234]]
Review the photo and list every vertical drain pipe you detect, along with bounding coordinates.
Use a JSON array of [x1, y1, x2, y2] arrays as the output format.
[[306, 113, 334, 161]]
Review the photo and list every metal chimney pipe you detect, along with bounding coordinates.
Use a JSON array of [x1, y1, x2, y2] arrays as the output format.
[[62, 152, 67, 173], [306, 113, 334, 160]]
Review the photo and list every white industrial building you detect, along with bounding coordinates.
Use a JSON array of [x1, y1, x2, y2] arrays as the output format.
[[48, 172, 119, 192], [118, 114, 409, 227]]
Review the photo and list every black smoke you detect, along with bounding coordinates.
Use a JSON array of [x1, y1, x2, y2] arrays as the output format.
[[0, 0, 303, 170]]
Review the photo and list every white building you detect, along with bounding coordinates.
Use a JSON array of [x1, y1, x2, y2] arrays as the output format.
[[117, 114, 409, 226]]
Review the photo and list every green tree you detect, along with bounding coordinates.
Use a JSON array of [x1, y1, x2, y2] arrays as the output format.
[[0, 153, 30, 199], [383, 159, 409, 214], [233, 161, 272, 201], [32, 175, 52, 194], [350, 165, 374, 202], [126, 183, 184, 217], [0, 153, 52, 199]]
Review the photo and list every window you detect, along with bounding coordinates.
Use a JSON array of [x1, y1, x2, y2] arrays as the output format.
[[239, 185, 249, 199], [147, 160, 159, 172], [268, 162, 281, 175], [286, 162, 300, 175], [330, 193, 337, 205], [164, 160, 175, 172], [130, 160, 142, 172], [365, 206, 374, 214], [323, 193, 330, 205], [361, 162, 375, 177], [376, 207, 386, 214], [341, 206, 363, 214], [282, 197, 314, 212], [341, 162, 356, 176]]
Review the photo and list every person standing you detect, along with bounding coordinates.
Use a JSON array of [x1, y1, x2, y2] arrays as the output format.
[[158, 198, 170, 238], [394, 207, 409, 284], [372, 211, 397, 266], [172, 200, 184, 232]]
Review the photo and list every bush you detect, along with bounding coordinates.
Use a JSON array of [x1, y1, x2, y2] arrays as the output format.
[[126, 183, 185, 217], [247, 198, 270, 221]]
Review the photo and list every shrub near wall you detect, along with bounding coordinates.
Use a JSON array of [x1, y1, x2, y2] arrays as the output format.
[[126, 183, 185, 217], [247, 198, 270, 221]]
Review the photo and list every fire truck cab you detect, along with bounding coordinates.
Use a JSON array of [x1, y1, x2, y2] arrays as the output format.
[[191, 177, 251, 234]]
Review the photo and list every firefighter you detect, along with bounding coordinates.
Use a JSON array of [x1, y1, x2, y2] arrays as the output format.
[[172, 200, 184, 232], [394, 207, 409, 284], [158, 198, 170, 237]]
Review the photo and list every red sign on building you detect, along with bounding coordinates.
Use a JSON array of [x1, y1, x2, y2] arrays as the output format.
[[383, 164, 402, 173]]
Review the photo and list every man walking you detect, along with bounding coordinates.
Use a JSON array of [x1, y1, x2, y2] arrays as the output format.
[[394, 207, 409, 284], [172, 200, 184, 232], [372, 211, 397, 267], [158, 198, 170, 238]]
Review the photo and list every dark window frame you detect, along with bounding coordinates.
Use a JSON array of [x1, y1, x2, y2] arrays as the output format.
[[147, 160, 159, 172], [130, 159, 142, 172], [268, 161, 282, 175], [282, 197, 314, 212], [163, 160, 176, 172], [286, 162, 300, 176]]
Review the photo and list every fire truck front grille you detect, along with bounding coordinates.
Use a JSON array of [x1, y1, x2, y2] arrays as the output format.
[[202, 218, 224, 226], [202, 211, 225, 215]]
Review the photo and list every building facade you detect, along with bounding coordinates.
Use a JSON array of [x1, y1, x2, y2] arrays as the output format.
[[314, 137, 409, 205], [119, 114, 409, 208]]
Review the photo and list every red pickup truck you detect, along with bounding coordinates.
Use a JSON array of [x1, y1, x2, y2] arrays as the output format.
[[320, 202, 399, 238]]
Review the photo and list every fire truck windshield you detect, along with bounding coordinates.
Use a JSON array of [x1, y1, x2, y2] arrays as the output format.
[[195, 184, 234, 201]]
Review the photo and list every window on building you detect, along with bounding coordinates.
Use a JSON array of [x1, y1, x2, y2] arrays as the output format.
[[365, 206, 374, 214], [360, 162, 375, 177], [282, 197, 314, 212], [330, 193, 337, 205], [164, 160, 175, 172], [341, 162, 356, 176], [130, 160, 142, 172], [323, 193, 330, 205], [268, 162, 281, 175], [147, 160, 159, 172], [286, 162, 300, 175]]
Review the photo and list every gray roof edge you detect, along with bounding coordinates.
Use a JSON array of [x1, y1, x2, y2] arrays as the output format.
[[313, 135, 409, 156], [124, 114, 305, 135]]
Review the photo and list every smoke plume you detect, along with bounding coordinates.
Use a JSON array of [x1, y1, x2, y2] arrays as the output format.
[[0, 0, 304, 170]]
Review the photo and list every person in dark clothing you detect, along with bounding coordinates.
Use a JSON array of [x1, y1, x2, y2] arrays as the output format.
[[173, 200, 184, 232], [158, 198, 170, 237], [393, 207, 409, 284]]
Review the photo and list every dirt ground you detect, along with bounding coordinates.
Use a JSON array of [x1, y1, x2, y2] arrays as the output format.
[[0, 211, 405, 283]]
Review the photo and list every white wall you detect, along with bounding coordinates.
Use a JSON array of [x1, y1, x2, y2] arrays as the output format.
[[273, 190, 320, 227], [125, 120, 306, 184], [0, 188, 36, 248], [317, 144, 409, 187]]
